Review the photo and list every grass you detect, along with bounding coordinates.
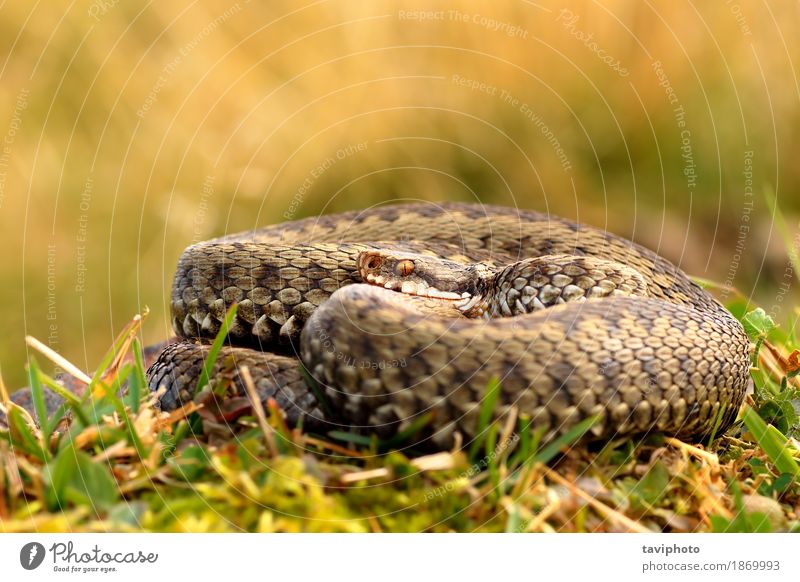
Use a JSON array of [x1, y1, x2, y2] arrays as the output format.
[[1, 293, 799, 533]]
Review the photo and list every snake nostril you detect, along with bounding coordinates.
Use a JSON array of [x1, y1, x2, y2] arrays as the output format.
[[365, 255, 382, 270]]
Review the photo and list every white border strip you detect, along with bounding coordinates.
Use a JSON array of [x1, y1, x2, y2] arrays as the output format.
[[1, 533, 798, 581]]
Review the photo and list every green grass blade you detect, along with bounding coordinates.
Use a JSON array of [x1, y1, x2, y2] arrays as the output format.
[[7, 406, 47, 462], [35, 372, 93, 427], [485, 423, 501, 496], [469, 377, 501, 460], [706, 402, 728, 448], [508, 414, 532, 468], [505, 504, 523, 533], [195, 303, 239, 396], [742, 406, 800, 478], [87, 320, 142, 388], [26, 357, 52, 460], [128, 338, 146, 414], [104, 377, 146, 459], [44, 402, 68, 439], [382, 412, 434, 449], [327, 431, 373, 447], [533, 415, 599, 465]]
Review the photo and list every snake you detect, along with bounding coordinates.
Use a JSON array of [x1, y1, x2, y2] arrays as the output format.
[[145, 202, 751, 448]]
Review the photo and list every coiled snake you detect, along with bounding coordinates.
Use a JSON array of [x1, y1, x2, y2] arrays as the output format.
[[146, 202, 751, 447]]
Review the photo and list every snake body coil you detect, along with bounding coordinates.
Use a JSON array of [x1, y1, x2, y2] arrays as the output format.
[[147, 203, 751, 447]]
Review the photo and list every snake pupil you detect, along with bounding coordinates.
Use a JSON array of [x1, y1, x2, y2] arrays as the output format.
[[396, 260, 414, 276]]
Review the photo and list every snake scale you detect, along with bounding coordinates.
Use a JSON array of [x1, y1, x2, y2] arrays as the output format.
[[146, 202, 751, 448]]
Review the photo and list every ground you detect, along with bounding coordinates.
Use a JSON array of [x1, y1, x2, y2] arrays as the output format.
[[0, 293, 798, 533]]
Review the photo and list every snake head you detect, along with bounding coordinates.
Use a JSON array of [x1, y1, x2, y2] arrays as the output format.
[[357, 249, 488, 304]]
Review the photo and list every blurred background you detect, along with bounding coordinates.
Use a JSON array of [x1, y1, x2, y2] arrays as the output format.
[[0, 1, 798, 388]]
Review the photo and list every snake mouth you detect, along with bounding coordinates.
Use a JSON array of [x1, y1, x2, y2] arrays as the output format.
[[362, 271, 472, 304]]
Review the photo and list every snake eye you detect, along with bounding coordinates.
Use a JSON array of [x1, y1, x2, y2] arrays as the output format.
[[364, 255, 382, 270], [395, 260, 415, 276]]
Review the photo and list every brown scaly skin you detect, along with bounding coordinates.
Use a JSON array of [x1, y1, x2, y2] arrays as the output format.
[[147, 341, 327, 431], [170, 239, 495, 347], [303, 288, 749, 448], [147, 202, 751, 448]]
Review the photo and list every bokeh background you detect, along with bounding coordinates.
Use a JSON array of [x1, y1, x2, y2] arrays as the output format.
[[1, 1, 798, 388]]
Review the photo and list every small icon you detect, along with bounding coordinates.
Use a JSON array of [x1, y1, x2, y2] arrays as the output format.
[[20, 542, 46, 570]]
